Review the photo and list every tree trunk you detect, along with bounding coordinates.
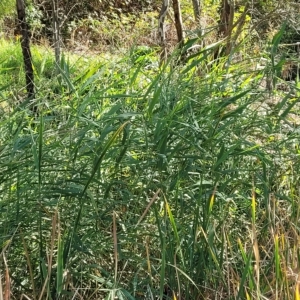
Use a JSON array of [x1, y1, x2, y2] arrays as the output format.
[[226, 3, 248, 56], [16, 0, 35, 100], [158, 0, 170, 63], [214, 0, 234, 60], [158, 0, 184, 64], [218, 0, 233, 38], [172, 0, 184, 47], [191, 0, 201, 22]]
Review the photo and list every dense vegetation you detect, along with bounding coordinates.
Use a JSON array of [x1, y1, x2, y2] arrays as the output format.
[[1, 1, 300, 299]]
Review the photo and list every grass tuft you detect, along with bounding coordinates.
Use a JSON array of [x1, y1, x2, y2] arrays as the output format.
[[0, 36, 300, 299]]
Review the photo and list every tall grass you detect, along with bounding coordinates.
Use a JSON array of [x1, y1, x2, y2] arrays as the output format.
[[0, 37, 300, 299]]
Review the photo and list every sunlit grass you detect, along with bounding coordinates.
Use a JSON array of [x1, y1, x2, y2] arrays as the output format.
[[0, 36, 299, 299]]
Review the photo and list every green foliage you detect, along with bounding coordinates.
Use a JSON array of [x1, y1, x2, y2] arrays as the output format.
[[0, 33, 300, 299], [0, 0, 15, 18], [26, 2, 45, 37]]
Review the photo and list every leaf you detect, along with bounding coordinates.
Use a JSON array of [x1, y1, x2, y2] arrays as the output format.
[[148, 84, 163, 116], [56, 233, 64, 296], [271, 22, 286, 56]]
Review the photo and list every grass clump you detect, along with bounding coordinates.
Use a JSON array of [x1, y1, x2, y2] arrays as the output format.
[[0, 37, 300, 300]]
